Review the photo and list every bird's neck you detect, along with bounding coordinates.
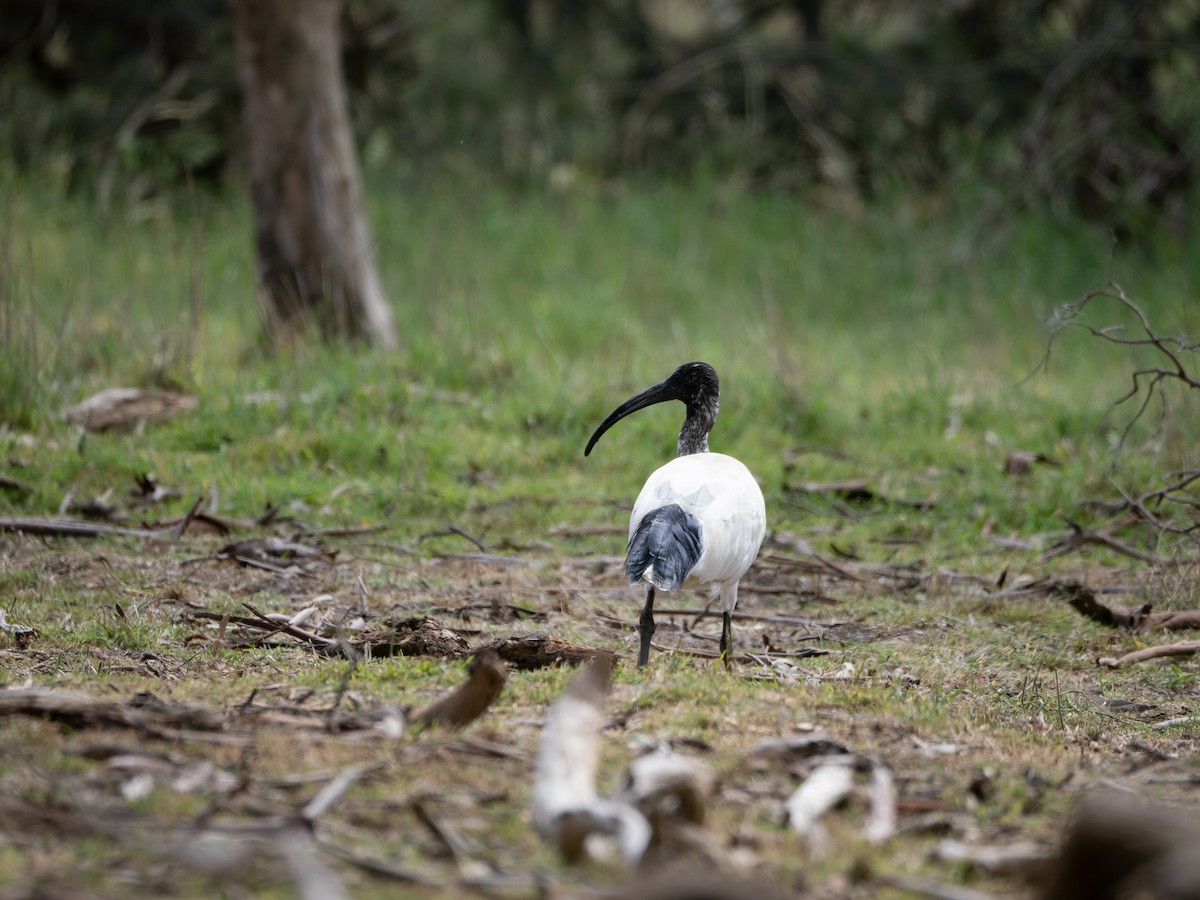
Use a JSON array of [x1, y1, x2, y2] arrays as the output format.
[[677, 405, 715, 456]]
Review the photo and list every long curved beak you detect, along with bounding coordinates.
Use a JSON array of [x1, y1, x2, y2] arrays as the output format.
[[584, 380, 678, 456]]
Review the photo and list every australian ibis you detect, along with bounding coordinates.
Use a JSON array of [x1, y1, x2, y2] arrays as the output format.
[[585, 362, 766, 668]]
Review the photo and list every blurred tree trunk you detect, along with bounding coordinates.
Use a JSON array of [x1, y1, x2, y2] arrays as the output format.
[[230, 0, 397, 349]]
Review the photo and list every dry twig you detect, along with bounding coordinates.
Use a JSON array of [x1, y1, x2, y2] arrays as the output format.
[[1097, 640, 1200, 669]]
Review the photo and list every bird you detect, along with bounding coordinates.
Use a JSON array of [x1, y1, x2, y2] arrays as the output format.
[[584, 362, 766, 669]]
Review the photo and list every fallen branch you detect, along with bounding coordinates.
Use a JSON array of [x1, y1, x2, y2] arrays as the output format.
[[1055, 581, 1200, 635], [532, 652, 650, 865], [0, 688, 223, 733], [876, 874, 998, 900], [0, 475, 33, 496], [548, 524, 627, 538], [410, 649, 507, 730], [864, 763, 897, 844], [757, 736, 896, 850], [1037, 282, 1200, 537], [170, 497, 204, 541], [475, 632, 598, 670], [62, 386, 197, 432], [0, 516, 161, 539], [216, 537, 337, 574], [417, 525, 487, 552], [1040, 517, 1159, 564], [1097, 640, 1200, 668], [187, 605, 471, 660], [302, 764, 375, 821], [622, 746, 717, 829]]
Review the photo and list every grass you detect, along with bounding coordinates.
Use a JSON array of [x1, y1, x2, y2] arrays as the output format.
[[0, 169, 1198, 897]]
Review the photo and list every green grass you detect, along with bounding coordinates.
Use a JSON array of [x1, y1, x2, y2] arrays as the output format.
[[0, 171, 1198, 897], [2, 170, 1197, 550]]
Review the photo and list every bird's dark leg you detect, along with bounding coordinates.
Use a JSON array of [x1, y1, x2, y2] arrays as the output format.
[[718, 610, 733, 671], [638, 586, 656, 666]]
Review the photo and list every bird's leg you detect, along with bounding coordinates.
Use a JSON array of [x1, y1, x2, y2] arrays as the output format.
[[718, 610, 733, 671], [637, 586, 656, 666]]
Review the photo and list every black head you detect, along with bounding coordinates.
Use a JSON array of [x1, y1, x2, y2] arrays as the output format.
[[584, 362, 720, 457]]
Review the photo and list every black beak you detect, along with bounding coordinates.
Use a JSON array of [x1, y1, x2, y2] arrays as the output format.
[[584, 380, 678, 456]]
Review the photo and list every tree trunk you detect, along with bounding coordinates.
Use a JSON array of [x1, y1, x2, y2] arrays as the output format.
[[230, 0, 397, 349]]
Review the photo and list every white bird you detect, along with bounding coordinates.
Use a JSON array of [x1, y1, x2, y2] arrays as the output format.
[[585, 362, 766, 668]]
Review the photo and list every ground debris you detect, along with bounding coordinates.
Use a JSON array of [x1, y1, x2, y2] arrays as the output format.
[[62, 387, 198, 432], [1003, 450, 1061, 475], [160, 503, 281, 536], [786, 760, 854, 855], [0, 608, 37, 649], [620, 863, 787, 900], [0, 687, 224, 733], [1098, 640, 1200, 668], [186, 600, 598, 664], [0, 515, 162, 539], [1038, 792, 1200, 900], [1051, 579, 1200, 634], [130, 472, 182, 508], [1039, 515, 1159, 564], [475, 631, 601, 670], [622, 746, 720, 867], [785, 478, 937, 511], [533, 652, 649, 865], [410, 648, 507, 730], [754, 733, 897, 853], [215, 535, 338, 574], [356, 614, 472, 658], [933, 837, 1051, 878], [0, 474, 34, 496]]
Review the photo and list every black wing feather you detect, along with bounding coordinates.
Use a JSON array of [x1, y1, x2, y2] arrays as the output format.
[[626, 504, 702, 590]]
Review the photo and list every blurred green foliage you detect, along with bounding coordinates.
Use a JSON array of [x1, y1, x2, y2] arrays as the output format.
[[0, 0, 1197, 231]]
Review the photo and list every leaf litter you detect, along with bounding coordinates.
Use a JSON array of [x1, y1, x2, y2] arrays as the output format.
[[2, 494, 1200, 898]]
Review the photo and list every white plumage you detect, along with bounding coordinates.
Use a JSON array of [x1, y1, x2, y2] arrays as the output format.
[[629, 453, 766, 609]]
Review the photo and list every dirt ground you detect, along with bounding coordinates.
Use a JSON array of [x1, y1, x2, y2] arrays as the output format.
[[1, 523, 1198, 899]]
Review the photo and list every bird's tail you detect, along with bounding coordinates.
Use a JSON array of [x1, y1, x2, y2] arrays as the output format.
[[626, 503, 702, 590]]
